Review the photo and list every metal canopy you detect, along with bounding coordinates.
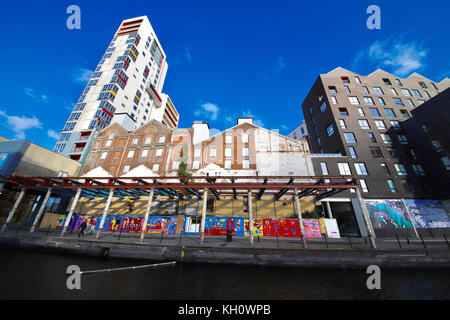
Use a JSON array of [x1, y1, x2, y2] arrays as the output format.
[[1, 175, 359, 201]]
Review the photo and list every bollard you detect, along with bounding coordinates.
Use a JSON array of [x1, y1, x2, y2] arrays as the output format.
[[420, 234, 428, 256], [118, 222, 124, 241], [443, 234, 450, 249], [275, 228, 280, 248], [324, 233, 328, 248], [160, 230, 164, 243], [46, 225, 51, 236], [258, 235, 260, 242], [406, 236, 410, 245], [179, 230, 183, 244], [395, 231, 402, 248]]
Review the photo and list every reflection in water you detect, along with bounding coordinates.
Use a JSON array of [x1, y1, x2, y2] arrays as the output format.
[[0, 248, 448, 299]]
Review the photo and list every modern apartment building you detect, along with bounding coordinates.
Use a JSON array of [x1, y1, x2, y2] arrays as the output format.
[[302, 67, 450, 199], [54, 16, 179, 162], [300, 67, 450, 236]]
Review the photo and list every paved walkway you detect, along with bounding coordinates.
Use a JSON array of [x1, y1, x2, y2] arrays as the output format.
[[3, 224, 450, 251]]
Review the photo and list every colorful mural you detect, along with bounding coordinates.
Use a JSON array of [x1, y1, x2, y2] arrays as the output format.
[[365, 200, 413, 229], [53, 214, 321, 238], [404, 200, 450, 229]]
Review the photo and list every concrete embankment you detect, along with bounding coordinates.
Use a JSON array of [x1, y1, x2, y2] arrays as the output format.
[[0, 233, 449, 269]]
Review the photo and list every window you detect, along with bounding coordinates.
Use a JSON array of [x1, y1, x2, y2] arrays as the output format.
[[431, 140, 443, 152], [155, 149, 163, 157], [172, 161, 180, 170], [348, 96, 359, 105], [344, 86, 351, 94], [339, 108, 349, 116], [328, 86, 337, 93], [407, 99, 415, 107], [387, 147, 399, 158], [145, 137, 151, 144], [411, 89, 422, 97], [225, 135, 232, 144], [395, 79, 402, 86], [339, 119, 347, 129], [354, 76, 361, 84], [431, 83, 438, 90], [132, 138, 138, 145], [381, 163, 390, 175], [331, 96, 338, 104], [401, 89, 411, 96], [341, 76, 350, 84], [242, 133, 249, 143], [390, 88, 398, 96], [368, 132, 377, 143], [243, 160, 250, 169], [242, 147, 249, 156], [152, 163, 160, 172], [387, 180, 397, 193], [375, 120, 386, 130], [348, 147, 357, 158], [192, 160, 200, 170], [364, 96, 374, 105], [424, 90, 431, 98], [377, 97, 386, 106], [194, 149, 201, 158], [401, 180, 415, 193], [384, 108, 396, 117], [418, 99, 425, 105], [440, 156, 450, 170], [326, 124, 334, 136], [225, 160, 232, 169], [381, 133, 392, 144], [320, 101, 327, 113], [390, 120, 401, 129], [383, 78, 392, 85], [393, 98, 404, 106], [406, 148, 417, 160], [370, 146, 383, 158], [338, 163, 352, 175], [320, 162, 329, 175], [141, 149, 148, 157], [344, 132, 356, 143], [399, 110, 410, 119], [105, 140, 112, 147], [210, 148, 217, 157], [397, 134, 408, 144], [363, 86, 370, 94], [359, 179, 369, 193], [412, 164, 425, 176], [158, 136, 166, 143], [101, 152, 108, 160], [394, 163, 408, 175], [357, 108, 365, 116], [369, 108, 381, 117], [358, 120, 370, 129], [225, 147, 232, 157], [123, 165, 130, 173], [373, 87, 383, 95], [127, 150, 135, 158], [418, 81, 427, 89], [354, 163, 368, 175]]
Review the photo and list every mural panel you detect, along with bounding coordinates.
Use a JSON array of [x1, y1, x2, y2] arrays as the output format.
[[365, 200, 413, 229], [404, 200, 450, 228]]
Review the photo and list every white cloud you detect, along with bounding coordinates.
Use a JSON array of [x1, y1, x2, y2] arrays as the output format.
[[185, 46, 192, 63], [353, 36, 427, 77], [0, 110, 42, 139], [47, 129, 60, 140], [73, 67, 93, 84], [24, 88, 49, 103], [194, 102, 219, 121]]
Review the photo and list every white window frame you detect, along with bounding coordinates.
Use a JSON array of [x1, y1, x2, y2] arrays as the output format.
[[337, 163, 351, 175], [155, 148, 163, 157]]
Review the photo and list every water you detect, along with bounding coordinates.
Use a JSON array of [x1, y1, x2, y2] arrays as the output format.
[[0, 248, 448, 300]]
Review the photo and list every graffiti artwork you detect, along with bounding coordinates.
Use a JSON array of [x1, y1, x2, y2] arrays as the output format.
[[302, 219, 321, 238], [365, 200, 413, 229], [404, 200, 450, 228]]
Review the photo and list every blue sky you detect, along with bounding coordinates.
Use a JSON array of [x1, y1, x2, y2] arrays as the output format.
[[0, 0, 449, 150]]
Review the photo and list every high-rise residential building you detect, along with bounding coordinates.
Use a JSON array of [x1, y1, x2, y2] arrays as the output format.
[[302, 67, 450, 200], [54, 16, 179, 162]]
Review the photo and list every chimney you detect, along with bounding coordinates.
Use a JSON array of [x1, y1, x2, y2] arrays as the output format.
[[192, 121, 210, 145], [237, 117, 253, 125]]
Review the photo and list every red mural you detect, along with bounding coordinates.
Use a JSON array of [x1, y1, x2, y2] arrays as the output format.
[[262, 219, 301, 238]]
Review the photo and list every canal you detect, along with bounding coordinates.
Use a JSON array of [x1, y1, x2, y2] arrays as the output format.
[[0, 248, 448, 300]]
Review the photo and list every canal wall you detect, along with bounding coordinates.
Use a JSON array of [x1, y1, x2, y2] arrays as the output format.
[[0, 233, 449, 269]]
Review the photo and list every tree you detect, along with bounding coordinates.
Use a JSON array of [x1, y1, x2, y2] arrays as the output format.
[[177, 161, 192, 184]]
